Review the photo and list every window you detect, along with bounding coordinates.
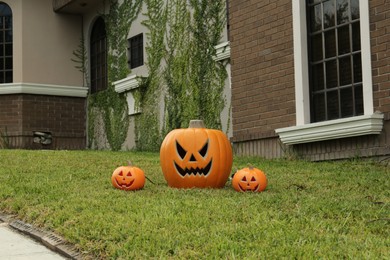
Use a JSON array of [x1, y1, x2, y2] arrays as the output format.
[[128, 33, 143, 69], [307, 0, 363, 123], [0, 2, 12, 83], [275, 1, 381, 145], [292, 0, 373, 126], [90, 17, 107, 94]]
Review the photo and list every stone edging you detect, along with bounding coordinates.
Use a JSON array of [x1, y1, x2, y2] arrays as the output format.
[[0, 212, 83, 259]]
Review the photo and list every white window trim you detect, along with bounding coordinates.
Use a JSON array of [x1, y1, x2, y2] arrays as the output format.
[[113, 75, 144, 115], [213, 41, 230, 61], [275, 0, 383, 145]]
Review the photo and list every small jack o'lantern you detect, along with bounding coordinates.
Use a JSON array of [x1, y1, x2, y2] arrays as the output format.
[[232, 166, 267, 192], [111, 163, 145, 191], [160, 120, 233, 188]]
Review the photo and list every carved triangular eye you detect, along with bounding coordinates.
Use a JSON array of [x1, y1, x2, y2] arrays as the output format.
[[127, 171, 132, 177], [251, 176, 256, 182], [118, 171, 123, 176], [242, 176, 247, 182], [199, 140, 208, 158], [176, 141, 187, 159]]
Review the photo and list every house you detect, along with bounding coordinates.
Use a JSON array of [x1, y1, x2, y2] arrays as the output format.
[[1, 0, 388, 161], [229, 0, 389, 160], [0, 0, 88, 149], [0, 0, 231, 151]]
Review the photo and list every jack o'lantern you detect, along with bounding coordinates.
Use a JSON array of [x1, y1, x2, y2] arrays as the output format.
[[160, 120, 233, 188], [111, 163, 145, 191], [232, 166, 267, 192]]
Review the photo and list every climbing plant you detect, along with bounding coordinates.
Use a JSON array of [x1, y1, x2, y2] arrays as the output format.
[[86, 0, 228, 152], [134, 0, 228, 151], [133, 0, 168, 152], [88, 0, 142, 150]]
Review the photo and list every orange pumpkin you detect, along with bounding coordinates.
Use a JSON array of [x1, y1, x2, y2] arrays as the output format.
[[232, 166, 267, 192], [111, 164, 145, 191], [160, 120, 233, 188]]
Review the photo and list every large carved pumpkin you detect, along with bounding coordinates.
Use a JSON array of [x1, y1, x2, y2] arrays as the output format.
[[232, 166, 267, 192], [160, 120, 233, 188], [111, 164, 145, 191]]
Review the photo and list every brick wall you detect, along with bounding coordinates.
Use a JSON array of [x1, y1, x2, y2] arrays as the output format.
[[371, 0, 390, 120], [229, 0, 295, 144], [229, 0, 390, 160], [0, 94, 86, 149]]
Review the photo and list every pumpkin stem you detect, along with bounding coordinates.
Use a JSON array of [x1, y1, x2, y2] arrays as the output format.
[[128, 160, 133, 166], [188, 120, 205, 129], [247, 163, 254, 170]]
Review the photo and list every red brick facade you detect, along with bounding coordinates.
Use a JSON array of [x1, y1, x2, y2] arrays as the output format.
[[0, 94, 86, 149], [229, 0, 390, 160]]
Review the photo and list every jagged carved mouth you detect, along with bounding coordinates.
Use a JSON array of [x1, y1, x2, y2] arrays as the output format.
[[239, 183, 259, 192], [115, 179, 135, 188], [174, 160, 212, 177]]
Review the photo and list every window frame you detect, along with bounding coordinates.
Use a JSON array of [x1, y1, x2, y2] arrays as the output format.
[[128, 33, 144, 69], [275, 0, 383, 145], [0, 2, 12, 84], [90, 17, 108, 94]]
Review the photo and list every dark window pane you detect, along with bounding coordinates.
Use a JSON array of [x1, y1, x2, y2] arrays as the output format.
[[90, 17, 107, 93], [338, 25, 350, 55], [324, 0, 335, 29], [325, 29, 336, 58], [0, 58, 3, 70], [307, 0, 361, 123], [340, 87, 353, 117], [5, 43, 11, 56], [129, 33, 144, 69], [354, 85, 364, 115], [353, 53, 362, 83], [337, 0, 349, 25], [312, 63, 325, 91], [313, 93, 326, 122], [5, 71, 11, 82], [4, 16, 11, 29], [352, 21, 361, 51], [326, 60, 337, 89], [0, 44, 3, 56], [310, 4, 322, 32], [327, 90, 339, 120], [310, 33, 323, 61], [351, 0, 359, 20], [5, 57, 11, 69], [5, 29, 11, 42], [339, 56, 352, 86]]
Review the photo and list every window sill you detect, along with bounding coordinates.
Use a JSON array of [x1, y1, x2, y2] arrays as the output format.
[[114, 75, 142, 93], [213, 41, 230, 61], [275, 113, 384, 145], [113, 75, 144, 115]]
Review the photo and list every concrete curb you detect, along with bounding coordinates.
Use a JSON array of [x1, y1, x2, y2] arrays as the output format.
[[0, 212, 83, 260]]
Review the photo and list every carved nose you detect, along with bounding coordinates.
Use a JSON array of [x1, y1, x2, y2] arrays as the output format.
[[190, 154, 196, 162]]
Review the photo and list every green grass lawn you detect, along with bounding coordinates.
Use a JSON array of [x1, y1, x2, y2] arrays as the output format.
[[0, 150, 389, 259]]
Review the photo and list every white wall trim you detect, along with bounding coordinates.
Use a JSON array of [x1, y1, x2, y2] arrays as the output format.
[[113, 75, 144, 115], [214, 41, 231, 61], [0, 83, 88, 97], [275, 113, 384, 145], [114, 75, 142, 93]]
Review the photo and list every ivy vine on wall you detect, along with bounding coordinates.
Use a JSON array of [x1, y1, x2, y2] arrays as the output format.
[[85, 0, 228, 152], [134, 0, 228, 151], [88, 0, 142, 150]]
